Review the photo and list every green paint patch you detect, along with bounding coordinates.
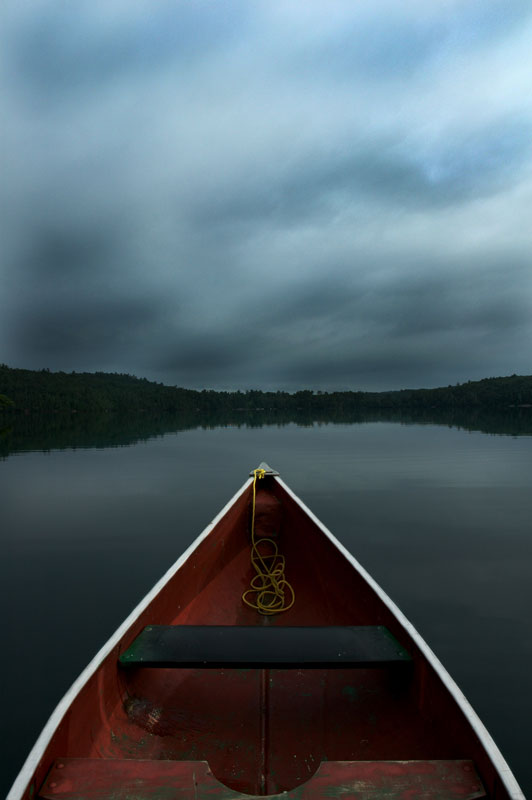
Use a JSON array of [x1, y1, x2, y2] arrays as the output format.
[[341, 685, 358, 702]]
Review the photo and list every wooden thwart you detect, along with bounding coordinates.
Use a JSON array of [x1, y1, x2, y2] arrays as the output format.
[[118, 625, 412, 669], [39, 758, 486, 799]]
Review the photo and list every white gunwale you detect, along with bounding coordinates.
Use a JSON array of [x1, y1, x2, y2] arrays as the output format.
[[8, 470, 525, 800]]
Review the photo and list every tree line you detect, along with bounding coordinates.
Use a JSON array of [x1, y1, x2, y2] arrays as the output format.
[[1, 364, 531, 414]]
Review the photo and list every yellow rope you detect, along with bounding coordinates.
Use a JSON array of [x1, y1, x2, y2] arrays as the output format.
[[242, 468, 295, 615]]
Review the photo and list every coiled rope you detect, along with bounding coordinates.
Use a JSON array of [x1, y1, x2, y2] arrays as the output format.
[[242, 468, 295, 615]]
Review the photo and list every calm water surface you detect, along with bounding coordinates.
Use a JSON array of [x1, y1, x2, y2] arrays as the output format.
[[2, 416, 531, 796]]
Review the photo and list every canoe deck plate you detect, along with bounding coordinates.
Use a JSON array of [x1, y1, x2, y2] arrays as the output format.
[[39, 758, 486, 799], [119, 625, 412, 669], [249, 462, 279, 476]]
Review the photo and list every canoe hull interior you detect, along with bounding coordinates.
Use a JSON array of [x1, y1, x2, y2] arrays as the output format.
[[10, 473, 523, 800]]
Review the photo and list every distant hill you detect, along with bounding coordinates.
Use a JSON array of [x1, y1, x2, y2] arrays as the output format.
[[1, 364, 531, 413]]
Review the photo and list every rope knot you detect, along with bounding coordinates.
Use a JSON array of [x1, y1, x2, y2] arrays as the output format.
[[242, 468, 295, 616]]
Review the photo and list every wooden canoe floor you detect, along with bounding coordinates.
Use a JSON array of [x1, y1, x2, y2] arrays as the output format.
[[40, 758, 486, 800], [23, 481, 502, 799]]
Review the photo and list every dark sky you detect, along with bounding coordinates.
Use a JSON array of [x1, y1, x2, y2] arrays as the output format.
[[2, 1, 531, 391]]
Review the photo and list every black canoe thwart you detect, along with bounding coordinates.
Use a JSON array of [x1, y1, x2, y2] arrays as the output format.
[[119, 625, 412, 669]]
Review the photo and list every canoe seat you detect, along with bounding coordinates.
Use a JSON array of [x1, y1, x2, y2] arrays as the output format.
[[118, 625, 412, 668], [39, 758, 486, 799]]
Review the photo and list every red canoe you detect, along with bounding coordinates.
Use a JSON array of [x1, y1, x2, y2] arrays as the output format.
[[9, 464, 524, 800]]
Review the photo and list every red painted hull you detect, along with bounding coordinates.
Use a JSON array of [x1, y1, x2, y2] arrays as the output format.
[[9, 468, 524, 800]]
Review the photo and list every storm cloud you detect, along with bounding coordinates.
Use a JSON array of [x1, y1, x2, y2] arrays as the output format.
[[1, 0, 531, 390]]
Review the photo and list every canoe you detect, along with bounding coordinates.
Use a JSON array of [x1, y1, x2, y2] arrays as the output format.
[[9, 463, 524, 800]]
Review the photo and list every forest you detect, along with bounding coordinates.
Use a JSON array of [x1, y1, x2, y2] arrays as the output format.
[[1, 364, 531, 414]]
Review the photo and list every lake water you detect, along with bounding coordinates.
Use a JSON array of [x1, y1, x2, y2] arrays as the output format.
[[2, 410, 531, 797]]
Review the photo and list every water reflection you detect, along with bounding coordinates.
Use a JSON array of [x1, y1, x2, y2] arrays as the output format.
[[1, 406, 531, 459]]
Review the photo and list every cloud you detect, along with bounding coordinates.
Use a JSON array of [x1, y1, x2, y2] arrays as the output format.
[[192, 115, 532, 241], [1, 1, 532, 390], [295, 0, 532, 82], [11, 297, 162, 363], [6, 0, 251, 105]]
